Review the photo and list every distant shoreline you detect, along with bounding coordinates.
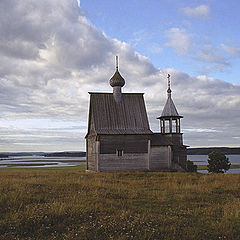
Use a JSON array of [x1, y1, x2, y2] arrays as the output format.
[[1, 147, 240, 158], [44, 152, 86, 157], [187, 147, 240, 155], [0, 151, 86, 158]]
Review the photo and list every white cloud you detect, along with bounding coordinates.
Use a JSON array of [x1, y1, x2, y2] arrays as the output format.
[[0, 1, 239, 151], [197, 45, 228, 64], [184, 128, 220, 133], [221, 44, 240, 58], [129, 30, 150, 47], [181, 5, 210, 19], [195, 44, 231, 73], [148, 43, 163, 54], [165, 28, 191, 55]]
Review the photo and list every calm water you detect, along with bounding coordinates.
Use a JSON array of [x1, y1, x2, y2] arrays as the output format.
[[0, 156, 86, 168], [1, 155, 240, 173], [188, 155, 240, 174]]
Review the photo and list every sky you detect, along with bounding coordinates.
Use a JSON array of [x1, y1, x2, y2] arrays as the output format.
[[0, 0, 239, 152]]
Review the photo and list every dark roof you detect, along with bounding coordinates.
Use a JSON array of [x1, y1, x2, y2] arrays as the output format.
[[161, 97, 179, 117], [87, 93, 152, 135], [151, 133, 173, 146], [159, 96, 183, 119]]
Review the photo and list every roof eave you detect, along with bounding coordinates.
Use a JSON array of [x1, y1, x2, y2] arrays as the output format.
[[157, 115, 183, 119], [88, 92, 145, 95]]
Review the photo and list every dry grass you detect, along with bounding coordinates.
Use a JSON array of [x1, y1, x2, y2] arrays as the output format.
[[197, 164, 240, 170], [0, 166, 240, 240]]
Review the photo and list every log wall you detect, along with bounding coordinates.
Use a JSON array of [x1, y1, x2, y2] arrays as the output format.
[[99, 153, 148, 171], [149, 146, 170, 170], [100, 135, 149, 154], [86, 136, 98, 171], [86, 134, 187, 172]]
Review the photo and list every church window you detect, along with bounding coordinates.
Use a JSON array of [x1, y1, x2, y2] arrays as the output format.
[[172, 120, 177, 133], [117, 149, 123, 157], [165, 120, 170, 133]]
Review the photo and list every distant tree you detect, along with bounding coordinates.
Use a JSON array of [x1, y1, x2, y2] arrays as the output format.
[[186, 160, 197, 172], [207, 151, 231, 173]]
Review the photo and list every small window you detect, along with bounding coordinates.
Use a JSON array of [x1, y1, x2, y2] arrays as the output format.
[[172, 119, 177, 133], [165, 120, 170, 133], [117, 149, 123, 157]]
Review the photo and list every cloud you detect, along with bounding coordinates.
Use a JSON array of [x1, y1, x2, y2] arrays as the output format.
[[128, 30, 151, 48], [181, 5, 210, 19], [148, 43, 163, 54], [0, 118, 86, 151], [165, 28, 191, 55], [197, 45, 228, 65], [144, 68, 240, 147], [196, 43, 240, 74], [164, 28, 233, 74], [221, 44, 240, 58], [195, 44, 231, 73], [0, 1, 239, 151]]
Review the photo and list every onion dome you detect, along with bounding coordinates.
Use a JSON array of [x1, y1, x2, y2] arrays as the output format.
[[109, 56, 125, 87], [109, 70, 125, 87]]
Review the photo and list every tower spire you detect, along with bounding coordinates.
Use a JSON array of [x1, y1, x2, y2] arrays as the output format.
[[116, 56, 119, 71]]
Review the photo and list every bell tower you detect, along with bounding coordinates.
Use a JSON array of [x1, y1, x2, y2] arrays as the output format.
[[157, 74, 183, 135]]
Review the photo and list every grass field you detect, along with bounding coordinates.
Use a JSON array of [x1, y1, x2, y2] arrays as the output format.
[[0, 166, 240, 240], [197, 164, 240, 170]]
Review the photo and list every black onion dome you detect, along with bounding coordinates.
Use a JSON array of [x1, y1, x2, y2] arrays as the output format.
[[109, 70, 125, 87]]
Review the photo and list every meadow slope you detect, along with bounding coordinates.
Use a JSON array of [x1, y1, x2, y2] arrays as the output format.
[[0, 166, 240, 240]]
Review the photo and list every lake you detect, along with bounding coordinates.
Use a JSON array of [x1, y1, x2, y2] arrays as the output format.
[[0, 156, 86, 168], [1, 155, 240, 174], [188, 154, 240, 174]]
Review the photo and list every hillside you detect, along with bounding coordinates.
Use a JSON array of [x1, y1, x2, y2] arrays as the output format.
[[0, 167, 239, 239]]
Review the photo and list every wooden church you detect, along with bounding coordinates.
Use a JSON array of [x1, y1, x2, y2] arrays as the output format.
[[85, 58, 187, 172]]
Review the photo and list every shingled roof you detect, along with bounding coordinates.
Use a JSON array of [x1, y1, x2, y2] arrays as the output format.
[[86, 93, 153, 135], [160, 97, 180, 118]]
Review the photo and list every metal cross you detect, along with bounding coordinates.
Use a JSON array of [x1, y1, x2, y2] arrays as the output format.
[[167, 74, 171, 88]]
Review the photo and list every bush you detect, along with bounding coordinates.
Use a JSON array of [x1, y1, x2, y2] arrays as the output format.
[[186, 160, 197, 172], [207, 151, 231, 173]]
